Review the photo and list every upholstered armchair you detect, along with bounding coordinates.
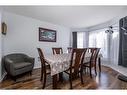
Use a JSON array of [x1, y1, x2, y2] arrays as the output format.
[[3, 53, 35, 81]]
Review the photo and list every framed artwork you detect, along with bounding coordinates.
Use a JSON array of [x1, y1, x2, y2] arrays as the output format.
[[39, 27, 56, 42]]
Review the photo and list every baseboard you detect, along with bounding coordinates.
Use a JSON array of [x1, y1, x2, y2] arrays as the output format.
[[0, 72, 7, 82]]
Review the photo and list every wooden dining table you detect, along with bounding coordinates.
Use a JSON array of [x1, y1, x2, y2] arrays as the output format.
[[44, 53, 101, 89]]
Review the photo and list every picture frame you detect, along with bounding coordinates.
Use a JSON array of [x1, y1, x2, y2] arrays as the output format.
[[39, 27, 56, 42]]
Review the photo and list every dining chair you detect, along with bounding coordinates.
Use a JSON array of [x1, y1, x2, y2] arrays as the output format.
[[37, 48, 51, 89], [89, 48, 101, 72], [88, 48, 96, 53], [52, 47, 63, 54], [67, 47, 73, 53], [64, 48, 87, 89], [83, 48, 100, 78]]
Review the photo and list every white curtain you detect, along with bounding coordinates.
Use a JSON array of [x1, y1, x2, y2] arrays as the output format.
[[77, 32, 89, 48], [83, 31, 89, 48], [110, 28, 119, 65], [76, 27, 119, 65], [88, 27, 119, 65], [77, 32, 83, 48], [89, 29, 108, 60]]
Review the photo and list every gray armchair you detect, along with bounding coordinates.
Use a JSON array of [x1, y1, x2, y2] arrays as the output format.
[[3, 53, 35, 80]]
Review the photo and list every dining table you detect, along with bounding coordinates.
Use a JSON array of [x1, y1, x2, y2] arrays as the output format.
[[44, 52, 102, 89]]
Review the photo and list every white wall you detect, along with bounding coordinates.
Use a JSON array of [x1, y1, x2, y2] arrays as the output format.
[[2, 12, 71, 68]]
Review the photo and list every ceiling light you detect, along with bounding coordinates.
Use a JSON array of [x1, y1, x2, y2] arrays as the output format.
[[105, 26, 114, 34]]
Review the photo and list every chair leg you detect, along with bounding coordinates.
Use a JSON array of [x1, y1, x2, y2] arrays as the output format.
[[98, 57, 101, 72], [89, 67, 92, 78], [59, 72, 63, 82], [40, 68, 43, 81], [80, 70, 84, 84], [69, 75, 72, 89], [94, 64, 97, 75], [42, 72, 46, 89]]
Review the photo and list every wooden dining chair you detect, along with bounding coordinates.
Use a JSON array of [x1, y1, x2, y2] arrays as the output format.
[[37, 48, 51, 89], [83, 48, 100, 78], [52, 47, 63, 54], [67, 47, 73, 53], [64, 48, 87, 89], [88, 48, 96, 53]]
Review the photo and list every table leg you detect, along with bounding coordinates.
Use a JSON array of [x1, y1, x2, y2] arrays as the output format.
[[52, 74, 57, 89], [59, 72, 63, 82], [98, 57, 101, 72]]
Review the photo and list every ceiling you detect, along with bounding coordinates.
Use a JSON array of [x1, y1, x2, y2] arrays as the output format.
[[2, 6, 127, 28]]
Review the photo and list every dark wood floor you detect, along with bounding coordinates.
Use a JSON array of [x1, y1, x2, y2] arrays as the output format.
[[0, 65, 127, 89]]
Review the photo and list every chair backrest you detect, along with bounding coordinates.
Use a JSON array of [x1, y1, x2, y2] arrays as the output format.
[[88, 48, 96, 53], [37, 48, 46, 67], [70, 48, 87, 75], [95, 48, 100, 61], [52, 47, 63, 54], [90, 48, 100, 67], [4, 53, 28, 63], [67, 47, 73, 53]]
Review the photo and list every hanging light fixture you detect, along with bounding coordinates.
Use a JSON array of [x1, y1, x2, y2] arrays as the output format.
[[105, 26, 114, 34]]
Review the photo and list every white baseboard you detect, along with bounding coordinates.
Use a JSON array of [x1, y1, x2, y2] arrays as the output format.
[[0, 72, 7, 82]]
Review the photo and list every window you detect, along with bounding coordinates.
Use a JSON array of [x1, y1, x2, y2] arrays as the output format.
[[75, 25, 119, 64], [89, 29, 108, 60], [77, 32, 83, 48]]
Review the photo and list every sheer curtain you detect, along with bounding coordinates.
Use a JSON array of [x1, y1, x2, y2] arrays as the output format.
[[88, 27, 119, 64], [76, 27, 119, 65], [77, 32, 83, 48], [110, 28, 119, 65], [77, 32, 88, 48], [89, 29, 108, 61]]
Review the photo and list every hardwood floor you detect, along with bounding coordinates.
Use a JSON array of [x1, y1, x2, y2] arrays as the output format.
[[0, 65, 127, 89]]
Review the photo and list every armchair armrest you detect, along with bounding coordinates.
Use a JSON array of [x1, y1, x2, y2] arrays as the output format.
[[4, 58, 14, 73], [5, 58, 13, 64]]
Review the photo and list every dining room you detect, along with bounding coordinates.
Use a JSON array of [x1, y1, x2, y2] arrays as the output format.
[[0, 6, 127, 90]]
